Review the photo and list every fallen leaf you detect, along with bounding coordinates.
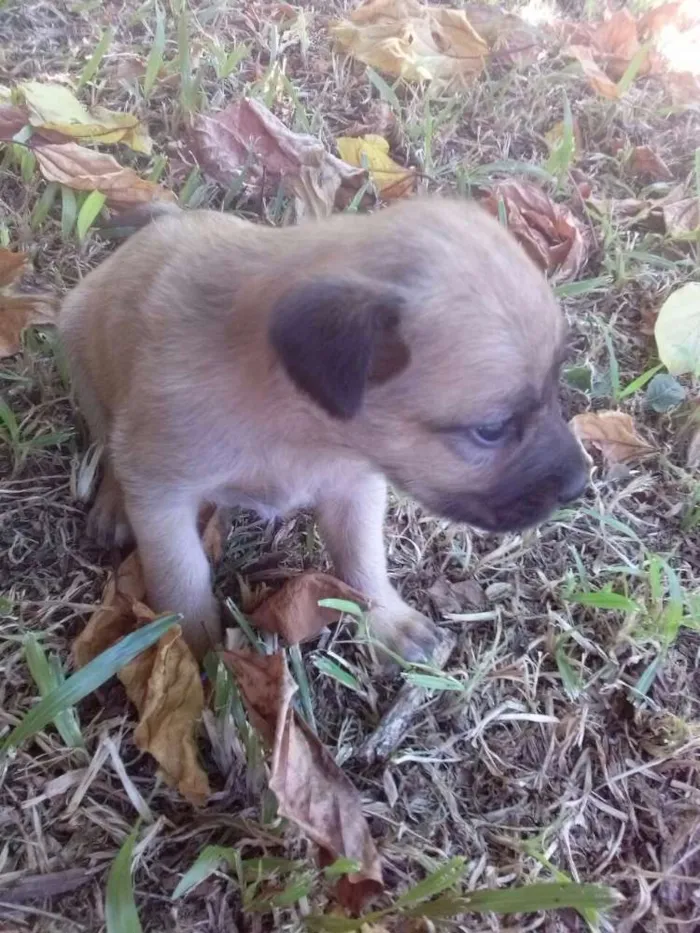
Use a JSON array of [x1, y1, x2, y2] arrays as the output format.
[[251, 572, 368, 644], [0, 248, 28, 287], [73, 506, 226, 805], [588, 9, 641, 80], [629, 145, 673, 181], [482, 180, 589, 283], [654, 282, 700, 377], [188, 98, 370, 219], [665, 71, 700, 106], [122, 626, 210, 805], [0, 248, 57, 358], [566, 45, 621, 99], [0, 103, 28, 141], [33, 142, 175, 210], [0, 295, 58, 358], [570, 411, 655, 465], [336, 134, 415, 199], [20, 81, 152, 154], [662, 197, 700, 240], [427, 578, 486, 614], [223, 649, 383, 908], [332, 0, 489, 86]]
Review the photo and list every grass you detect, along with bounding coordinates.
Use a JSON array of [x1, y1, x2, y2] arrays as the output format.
[[1, 0, 700, 930]]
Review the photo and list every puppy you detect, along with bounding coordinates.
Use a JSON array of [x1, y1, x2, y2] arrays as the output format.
[[59, 197, 589, 660]]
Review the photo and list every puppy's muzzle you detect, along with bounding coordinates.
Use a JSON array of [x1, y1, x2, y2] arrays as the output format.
[[437, 414, 590, 533]]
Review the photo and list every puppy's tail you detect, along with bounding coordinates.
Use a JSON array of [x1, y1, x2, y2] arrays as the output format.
[[96, 200, 183, 240]]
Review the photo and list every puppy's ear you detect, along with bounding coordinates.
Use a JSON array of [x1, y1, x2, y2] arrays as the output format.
[[269, 278, 410, 419]]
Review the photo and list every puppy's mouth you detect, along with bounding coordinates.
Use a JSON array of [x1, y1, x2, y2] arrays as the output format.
[[431, 490, 562, 533]]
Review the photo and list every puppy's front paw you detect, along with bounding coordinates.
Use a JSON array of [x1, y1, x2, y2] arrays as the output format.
[[367, 601, 438, 663], [87, 475, 133, 548]]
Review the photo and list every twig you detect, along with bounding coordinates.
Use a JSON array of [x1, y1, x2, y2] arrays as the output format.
[[356, 629, 457, 765]]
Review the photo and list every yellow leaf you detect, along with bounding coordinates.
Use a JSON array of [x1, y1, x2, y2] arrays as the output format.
[[336, 134, 415, 198], [20, 81, 152, 154], [655, 282, 700, 377]]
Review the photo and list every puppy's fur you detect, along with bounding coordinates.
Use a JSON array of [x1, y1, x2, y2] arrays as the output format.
[[60, 198, 589, 659]]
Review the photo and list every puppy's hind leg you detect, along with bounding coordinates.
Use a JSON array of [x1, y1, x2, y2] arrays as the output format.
[[69, 365, 132, 548], [125, 492, 223, 659]]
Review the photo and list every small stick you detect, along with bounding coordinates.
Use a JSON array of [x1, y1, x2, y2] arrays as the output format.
[[357, 629, 457, 765]]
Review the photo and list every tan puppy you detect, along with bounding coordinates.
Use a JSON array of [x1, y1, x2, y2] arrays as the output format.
[[59, 198, 589, 660]]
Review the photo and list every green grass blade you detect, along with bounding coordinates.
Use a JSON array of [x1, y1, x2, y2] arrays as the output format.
[[24, 635, 85, 749], [60, 185, 78, 239], [317, 598, 365, 618], [78, 26, 114, 88], [394, 857, 466, 908], [554, 276, 612, 298], [77, 190, 107, 241], [314, 655, 363, 693], [1, 613, 180, 757], [105, 828, 142, 933], [566, 591, 639, 612], [289, 643, 316, 732], [618, 363, 663, 400], [456, 881, 620, 915], [616, 42, 650, 95], [31, 181, 59, 229], [173, 845, 239, 899], [144, 3, 166, 98]]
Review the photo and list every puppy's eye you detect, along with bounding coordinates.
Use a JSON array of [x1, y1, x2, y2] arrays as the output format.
[[470, 419, 511, 447]]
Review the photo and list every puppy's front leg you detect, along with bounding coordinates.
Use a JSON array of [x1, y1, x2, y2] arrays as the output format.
[[126, 494, 222, 659], [317, 472, 437, 662]]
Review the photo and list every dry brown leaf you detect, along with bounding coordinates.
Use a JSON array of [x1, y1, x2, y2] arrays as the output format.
[[482, 180, 589, 284], [72, 506, 225, 805], [0, 250, 57, 358], [122, 626, 210, 805], [0, 103, 28, 141], [589, 9, 641, 80], [662, 197, 700, 239], [566, 45, 621, 99], [189, 98, 369, 220], [332, 0, 490, 86], [629, 145, 673, 181], [251, 572, 368, 644], [427, 578, 486, 614], [223, 649, 383, 909], [570, 411, 655, 466], [33, 141, 175, 210], [0, 248, 29, 287], [665, 71, 700, 106]]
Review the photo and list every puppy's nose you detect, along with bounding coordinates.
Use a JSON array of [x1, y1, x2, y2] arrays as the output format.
[[557, 465, 589, 504]]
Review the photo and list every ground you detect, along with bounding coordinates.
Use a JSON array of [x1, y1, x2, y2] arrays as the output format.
[[1, 0, 700, 930]]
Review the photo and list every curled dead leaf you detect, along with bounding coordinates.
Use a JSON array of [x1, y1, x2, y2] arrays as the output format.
[[33, 141, 175, 210], [565, 45, 621, 99], [188, 98, 370, 219], [223, 649, 383, 909], [482, 180, 589, 283], [570, 411, 655, 466], [662, 197, 700, 240], [251, 572, 368, 644], [72, 506, 225, 805]]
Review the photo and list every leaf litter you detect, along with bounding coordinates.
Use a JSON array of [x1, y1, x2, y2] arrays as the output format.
[[188, 97, 372, 219], [222, 649, 383, 912], [72, 505, 227, 806], [0, 247, 57, 358], [481, 180, 589, 283], [570, 411, 656, 467]]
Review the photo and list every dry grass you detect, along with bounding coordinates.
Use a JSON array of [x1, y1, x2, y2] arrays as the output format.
[[1, 0, 700, 930]]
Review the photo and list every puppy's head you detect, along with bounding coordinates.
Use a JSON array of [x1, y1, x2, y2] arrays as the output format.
[[270, 198, 589, 533]]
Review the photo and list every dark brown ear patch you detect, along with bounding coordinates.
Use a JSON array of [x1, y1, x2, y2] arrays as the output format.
[[269, 278, 410, 419]]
